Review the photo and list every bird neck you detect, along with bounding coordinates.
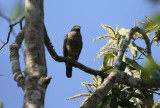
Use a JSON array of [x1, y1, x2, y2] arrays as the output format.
[[71, 29, 80, 33]]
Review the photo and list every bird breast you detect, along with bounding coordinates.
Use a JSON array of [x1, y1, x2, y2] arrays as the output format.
[[68, 31, 81, 40], [66, 31, 82, 57]]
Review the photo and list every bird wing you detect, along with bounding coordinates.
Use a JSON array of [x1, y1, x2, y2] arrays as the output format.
[[63, 34, 68, 57], [75, 41, 83, 60]]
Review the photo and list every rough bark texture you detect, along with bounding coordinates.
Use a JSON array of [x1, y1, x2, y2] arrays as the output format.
[[10, 0, 51, 108], [23, 0, 51, 107], [10, 29, 25, 89]]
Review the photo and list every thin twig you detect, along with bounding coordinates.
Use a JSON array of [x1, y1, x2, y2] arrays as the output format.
[[137, 49, 146, 59], [137, 34, 156, 59], [0, 26, 13, 50], [9, 16, 25, 27], [0, 39, 5, 43], [0, 15, 25, 50], [147, 89, 160, 95]]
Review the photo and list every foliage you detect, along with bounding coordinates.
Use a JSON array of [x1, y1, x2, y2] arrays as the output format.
[[154, 100, 160, 108], [67, 16, 160, 108], [93, 24, 121, 61], [0, 102, 3, 108]]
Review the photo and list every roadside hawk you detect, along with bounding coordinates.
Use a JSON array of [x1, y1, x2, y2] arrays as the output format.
[[63, 25, 83, 78]]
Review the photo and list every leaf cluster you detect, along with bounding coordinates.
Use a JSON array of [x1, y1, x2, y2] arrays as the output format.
[[67, 16, 160, 108]]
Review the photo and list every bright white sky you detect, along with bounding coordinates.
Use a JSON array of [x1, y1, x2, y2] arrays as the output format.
[[0, 0, 160, 108]]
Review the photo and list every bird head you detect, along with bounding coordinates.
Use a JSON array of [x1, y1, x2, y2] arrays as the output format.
[[71, 25, 81, 32]]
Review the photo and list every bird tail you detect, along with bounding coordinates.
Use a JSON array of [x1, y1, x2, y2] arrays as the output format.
[[66, 63, 72, 78]]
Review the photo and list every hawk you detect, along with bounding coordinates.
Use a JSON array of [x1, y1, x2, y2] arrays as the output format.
[[63, 25, 83, 78]]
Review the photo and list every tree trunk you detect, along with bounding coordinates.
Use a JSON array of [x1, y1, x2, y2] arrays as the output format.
[[23, 0, 50, 107]]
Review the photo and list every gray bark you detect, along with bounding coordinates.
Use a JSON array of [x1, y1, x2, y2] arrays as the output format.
[[10, 0, 51, 107]]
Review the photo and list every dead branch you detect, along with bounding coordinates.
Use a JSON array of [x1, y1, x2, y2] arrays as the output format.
[[0, 15, 25, 50]]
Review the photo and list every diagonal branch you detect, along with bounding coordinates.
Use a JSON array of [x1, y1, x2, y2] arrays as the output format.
[[81, 27, 139, 108], [44, 25, 108, 78], [0, 24, 13, 50], [81, 27, 160, 108]]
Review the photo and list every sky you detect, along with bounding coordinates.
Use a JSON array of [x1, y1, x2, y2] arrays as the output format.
[[0, 0, 160, 108]]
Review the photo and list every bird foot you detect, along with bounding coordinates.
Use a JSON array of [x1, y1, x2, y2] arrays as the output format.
[[68, 57, 77, 61]]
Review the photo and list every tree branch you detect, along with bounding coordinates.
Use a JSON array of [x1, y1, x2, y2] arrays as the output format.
[[9, 16, 25, 27], [44, 24, 160, 107], [147, 89, 160, 95], [80, 27, 141, 108], [0, 24, 13, 50], [136, 27, 151, 55], [44, 25, 108, 78], [136, 27, 159, 68], [10, 29, 25, 90], [0, 15, 25, 50], [120, 72, 160, 89]]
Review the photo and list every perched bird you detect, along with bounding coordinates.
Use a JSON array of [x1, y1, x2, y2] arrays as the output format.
[[63, 25, 83, 78]]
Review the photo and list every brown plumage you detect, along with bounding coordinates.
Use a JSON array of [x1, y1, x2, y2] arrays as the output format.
[[63, 25, 83, 78]]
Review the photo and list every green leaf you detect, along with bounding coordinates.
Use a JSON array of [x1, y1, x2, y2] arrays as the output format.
[[130, 90, 143, 103], [126, 58, 143, 78], [144, 15, 155, 25], [103, 53, 115, 74], [128, 41, 138, 59], [154, 28, 160, 46], [131, 70, 141, 78], [139, 16, 155, 30], [145, 24, 159, 33], [103, 53, 114, 68], [125, 58, 143, 71], [118, 28, 130, 36]]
